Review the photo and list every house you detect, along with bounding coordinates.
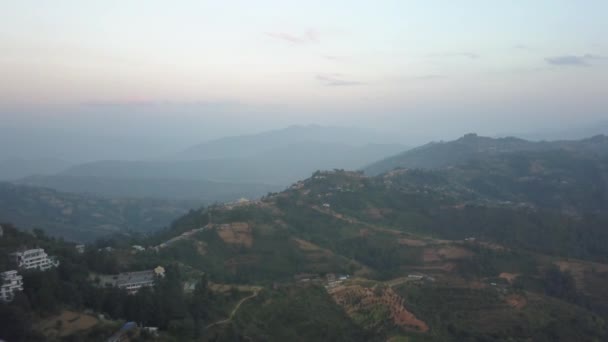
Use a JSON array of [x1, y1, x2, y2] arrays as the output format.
[[131, 245, 145, 252], [154, 266, 166, 278], [11, 248, 59, 271], [116, 270, 157, 294], [322, 203, 331, 208], [142, 326, 159, 337], [75, 244, 85, 254], [407, 274, 424, 280], [338, 274, 350, 281], [0, 270, 23, 302]]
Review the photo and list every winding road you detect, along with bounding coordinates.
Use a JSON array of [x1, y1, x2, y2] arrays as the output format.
[[205, 289, 261, 330]]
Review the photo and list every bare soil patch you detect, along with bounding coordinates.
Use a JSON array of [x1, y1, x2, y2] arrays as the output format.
[[437, 246, 473, 260], [293, 238, 322, 251], [398, 238, 427, 247], [499, 272, 520, 284], [330, 285, 429, 332], [422, 248, 441, 263], [37, 310, 98, 338], [505, 294, 527, 309], [217, 222, 253, 247]]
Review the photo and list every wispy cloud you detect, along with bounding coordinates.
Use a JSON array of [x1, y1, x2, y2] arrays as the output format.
[[545, 54, 604, 66], [427, 52, 479, 59], [315, 73, 364, 86], [266, 29, 319, 45], [513, 44, 532, 50], [413, 74, 448, 81], [323, 55, 349, 62]]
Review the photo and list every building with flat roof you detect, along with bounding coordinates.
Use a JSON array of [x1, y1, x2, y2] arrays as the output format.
[[116, 270, 157, 294], [11, 248, 59, 271], [0, 270, 23, 302]]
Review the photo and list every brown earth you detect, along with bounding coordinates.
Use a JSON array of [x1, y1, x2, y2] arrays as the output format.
[[292, 238, 334, 262], [366, 207, 393, 220], [505, 294, 527, 309], [330, 285, 429, 332], [293, 238, 323, 251], [36, 310, 99, 338], [422, 248, 441, 263], [437, 246, 473, 260], [217, 222, 253, 247], [499, 272, 520, 284], [398, 238, 428, 247]]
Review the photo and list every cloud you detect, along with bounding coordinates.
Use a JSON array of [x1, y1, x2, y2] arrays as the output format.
[[323, 55, 349, 62], [427, 52, 479, 59], [545, 54, 603, 66], [413, 74, 448, 81], [315, 73, 364, 86], [513, 44, 532, 50], [266, 29, 319, 44]]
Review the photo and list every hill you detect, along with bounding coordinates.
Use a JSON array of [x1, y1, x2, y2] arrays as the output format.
[[179, 124, 405, 160], [4, 141, 608, 340], [364, 133, 608, 175], [55, 142, 404, 186], [0, 183, 196, 241], [18, 175, 282, 201], [125, 146, 608, 340], [22, 126, 406, 200], [0, 158, 72, 181]]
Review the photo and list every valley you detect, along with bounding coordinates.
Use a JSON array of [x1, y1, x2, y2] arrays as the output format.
[[2, 134, 608, 341]]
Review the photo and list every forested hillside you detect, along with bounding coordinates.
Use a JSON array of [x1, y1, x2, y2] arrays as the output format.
[[364, 133, 608, 175], [0, 183, 196, 241], [3, 141, 608, 341]]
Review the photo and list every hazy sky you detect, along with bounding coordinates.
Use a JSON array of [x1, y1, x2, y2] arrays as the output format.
[[1, 1, 607, 160]]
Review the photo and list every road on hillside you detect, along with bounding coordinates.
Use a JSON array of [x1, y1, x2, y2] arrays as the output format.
[[205, 289, 260, 330]]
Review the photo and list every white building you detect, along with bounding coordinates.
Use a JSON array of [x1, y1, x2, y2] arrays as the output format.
[[0, 270, 24, 302], [12, 248, 59, 271], [117, 270, 155, 293], [75, 244, 85, 254], [131, 245, 145, 252]]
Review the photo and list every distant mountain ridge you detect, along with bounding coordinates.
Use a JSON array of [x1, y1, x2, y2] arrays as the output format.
[[17, 175, 281, 201], [364, 133, 608, 175], [0, 182, 196, 241], [178, 124, 405, 160], [0, 158, 73, 181], [21, 126, 407, 200]]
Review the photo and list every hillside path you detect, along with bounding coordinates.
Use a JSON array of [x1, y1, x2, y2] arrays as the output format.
[[205, 289, 260, 330]]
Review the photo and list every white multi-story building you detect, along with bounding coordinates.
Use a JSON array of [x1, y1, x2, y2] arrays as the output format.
[[0, 270, 24, 302], [116, 270, 157, 294], [11, 248, 59, 271]]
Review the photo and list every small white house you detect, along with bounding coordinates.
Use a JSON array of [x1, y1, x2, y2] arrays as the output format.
[[0, 270, 23, 302], [75, 244, 85, 254], [132, 245, 145, 252]]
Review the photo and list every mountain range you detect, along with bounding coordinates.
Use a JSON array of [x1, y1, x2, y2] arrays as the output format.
[[364, 133, 608, 175], [0, 182, 197, 242], [4, 133, 608, 340], [16, 126, 407, 200]]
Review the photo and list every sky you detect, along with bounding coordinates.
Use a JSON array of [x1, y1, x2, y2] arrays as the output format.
[[1, 1, 607, 160]]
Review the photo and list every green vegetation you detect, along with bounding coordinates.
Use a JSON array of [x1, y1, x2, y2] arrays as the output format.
[[214, 286, 373, 342], [0, 182, 197, 241], [3, 135, 608, 340]]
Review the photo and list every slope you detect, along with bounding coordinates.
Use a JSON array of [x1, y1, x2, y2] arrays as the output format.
[[364, 133, 608, 176]]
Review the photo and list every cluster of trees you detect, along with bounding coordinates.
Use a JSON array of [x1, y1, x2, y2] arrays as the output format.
[[0, 224, 244, 341]]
